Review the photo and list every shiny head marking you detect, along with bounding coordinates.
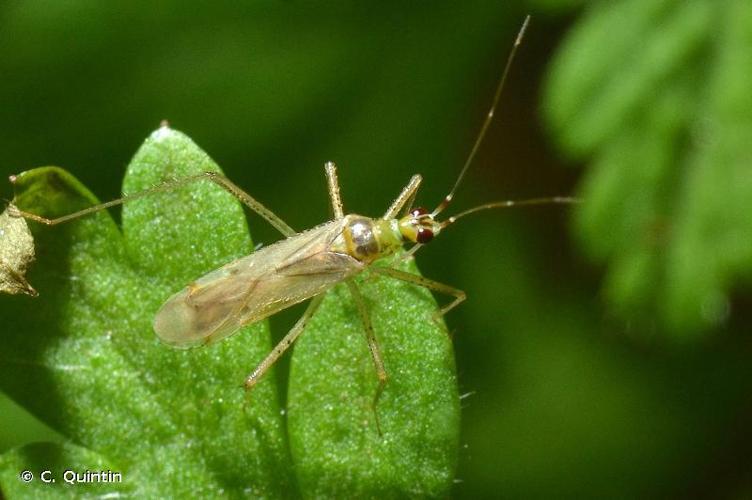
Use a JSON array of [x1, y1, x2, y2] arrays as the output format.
[[343, 217, 380, 261]]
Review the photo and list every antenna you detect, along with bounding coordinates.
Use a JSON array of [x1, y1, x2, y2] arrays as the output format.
[[440, 197, 581, 229], [432, 15, 531, 217]]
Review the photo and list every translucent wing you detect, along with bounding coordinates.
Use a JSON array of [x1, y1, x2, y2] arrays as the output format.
[[153, 219, 362, 348]]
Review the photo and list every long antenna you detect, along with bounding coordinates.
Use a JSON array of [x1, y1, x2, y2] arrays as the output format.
[[432, 15, 531, 217], [440, 196, 581, 228]]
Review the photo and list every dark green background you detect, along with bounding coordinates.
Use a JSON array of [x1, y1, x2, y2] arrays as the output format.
[[2, 1, 751, 498]]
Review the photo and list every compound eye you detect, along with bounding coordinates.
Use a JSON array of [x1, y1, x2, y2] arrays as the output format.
[[416, 227, 434, 244], [411, 206, 428, 217]]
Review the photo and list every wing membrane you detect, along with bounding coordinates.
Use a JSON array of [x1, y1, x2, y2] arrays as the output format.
[[153, 219, 362, 348]]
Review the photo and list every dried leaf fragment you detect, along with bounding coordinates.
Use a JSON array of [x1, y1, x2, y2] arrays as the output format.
[[0, 203, 37, 296]]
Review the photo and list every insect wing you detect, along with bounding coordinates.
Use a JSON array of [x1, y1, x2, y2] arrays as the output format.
[[153, 219, 362, 348], [153, 258, 257, 348]]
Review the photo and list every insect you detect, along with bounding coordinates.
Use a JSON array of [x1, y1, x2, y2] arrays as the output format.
[[10, 16, 576, 416]]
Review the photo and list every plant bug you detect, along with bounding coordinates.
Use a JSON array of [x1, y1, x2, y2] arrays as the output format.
[[9, 16, 577, 428]]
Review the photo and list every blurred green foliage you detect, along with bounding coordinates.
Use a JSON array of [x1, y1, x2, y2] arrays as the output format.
[[544, 0, 752, 335], [1, 0, 752, 498]]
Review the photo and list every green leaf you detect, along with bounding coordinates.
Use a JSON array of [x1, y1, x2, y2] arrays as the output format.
[[0, 127, 291, 496], [0, 126, 460, 497], [288, 257, 460, 498], [0, 442, 135, 498], [543, 0, 752, 335]]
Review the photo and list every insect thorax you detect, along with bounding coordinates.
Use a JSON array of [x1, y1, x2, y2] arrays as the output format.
[[334, 215, 403, 263]]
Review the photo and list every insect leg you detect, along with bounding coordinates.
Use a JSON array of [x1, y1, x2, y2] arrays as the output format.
[[371, 266, 466, 318], [324, 162, 344, 220], [202, 172, 296, 237], [382, 174, 422, 220], [345, 280, 387, 435], [10, 171, 296, 237], [244, 293, 325, 391]]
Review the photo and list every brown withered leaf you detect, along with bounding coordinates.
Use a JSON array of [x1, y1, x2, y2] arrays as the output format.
[[0, 203, 37, 296]]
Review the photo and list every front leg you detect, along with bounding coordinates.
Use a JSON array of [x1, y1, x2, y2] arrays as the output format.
[[383, 174, 422, 220], [324, 162, 345, 220], [370, 266, 466, 322]]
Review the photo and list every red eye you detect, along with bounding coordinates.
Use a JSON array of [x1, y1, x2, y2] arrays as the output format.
[[416, 228, 434, 243], [411, 206, 428, 217]]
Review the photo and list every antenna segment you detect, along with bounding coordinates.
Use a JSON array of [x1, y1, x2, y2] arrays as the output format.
[[432, 15, 531, 216]]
